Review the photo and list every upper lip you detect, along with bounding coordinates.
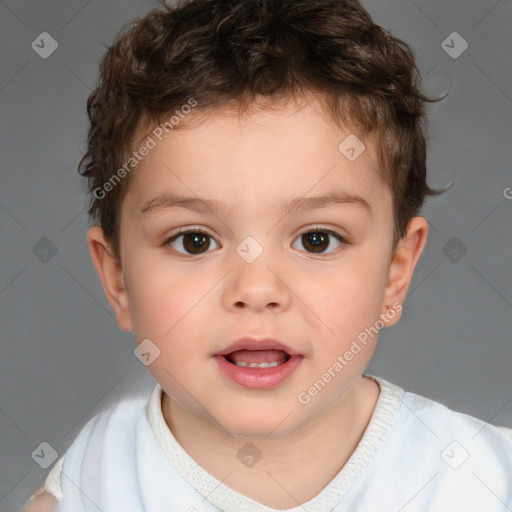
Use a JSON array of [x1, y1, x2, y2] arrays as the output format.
[[214, 337, 301, 357]]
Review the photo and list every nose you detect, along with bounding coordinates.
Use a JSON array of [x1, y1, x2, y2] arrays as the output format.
[[223, 249, 292, 313]]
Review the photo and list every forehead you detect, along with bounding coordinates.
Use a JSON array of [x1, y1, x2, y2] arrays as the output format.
[[124, 98, 389, 218]]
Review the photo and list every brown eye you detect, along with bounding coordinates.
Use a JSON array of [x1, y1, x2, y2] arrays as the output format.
[[166, 230, 219, 255], [292, 229, 346, 254]]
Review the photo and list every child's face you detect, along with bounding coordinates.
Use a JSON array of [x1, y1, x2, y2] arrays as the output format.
[[89, 97, 427, 438]]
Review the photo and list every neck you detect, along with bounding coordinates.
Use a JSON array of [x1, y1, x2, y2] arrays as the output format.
[[162, 376, 380, 509]]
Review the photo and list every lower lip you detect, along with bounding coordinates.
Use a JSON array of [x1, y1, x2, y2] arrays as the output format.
[[214, 355, 303, 389]]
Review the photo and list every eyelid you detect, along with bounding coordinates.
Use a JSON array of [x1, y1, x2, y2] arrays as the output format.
[[166, 225, 214, 238], [298, 224, 349, 243], [301, 224, 344, 236], [165, 224, 347, 241]]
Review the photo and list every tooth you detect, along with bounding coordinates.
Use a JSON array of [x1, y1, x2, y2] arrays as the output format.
[[235, 361, 281, 368]]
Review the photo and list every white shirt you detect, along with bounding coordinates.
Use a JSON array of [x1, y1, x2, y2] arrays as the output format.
[[37, 374, 512, 511]]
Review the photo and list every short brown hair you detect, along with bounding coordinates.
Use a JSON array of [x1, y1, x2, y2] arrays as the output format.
[[79, 0, 444, 260]]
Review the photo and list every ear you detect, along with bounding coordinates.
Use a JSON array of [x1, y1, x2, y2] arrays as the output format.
[[87, 226, 133, 332], [380, 217, 429, 326]]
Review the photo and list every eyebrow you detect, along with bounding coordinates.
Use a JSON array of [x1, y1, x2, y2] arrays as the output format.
[[141, 190, 372, 217]]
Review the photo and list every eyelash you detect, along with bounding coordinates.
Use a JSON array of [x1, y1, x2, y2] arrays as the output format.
[[163, 225, 348, 256]]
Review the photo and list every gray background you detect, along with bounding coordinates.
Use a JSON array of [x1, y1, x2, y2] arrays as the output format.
[[0, 0, 511, 510]]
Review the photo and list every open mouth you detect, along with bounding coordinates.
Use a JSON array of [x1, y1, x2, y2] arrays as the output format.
[[224, 349, 291, 368], [214, 343, 303, 389]]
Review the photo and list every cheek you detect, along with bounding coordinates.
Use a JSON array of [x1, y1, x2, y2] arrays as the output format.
[[313, 253, 387, 345], [126, 262, 209, 343], [128, 273, 211, 389]]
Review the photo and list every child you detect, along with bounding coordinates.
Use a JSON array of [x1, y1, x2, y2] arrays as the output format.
[[24, 0, 512, 510]]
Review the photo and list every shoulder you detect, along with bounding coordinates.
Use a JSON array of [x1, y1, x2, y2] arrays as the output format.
[[82, 394, 149, 430], [496, 425, 512, 439], [395, 387, 512, 496], [64, 394, 150, 451], [399, 388, 512, 450], [370, 375, 512, 457], [62, 392, 152, 467], [29, 392, 153, 506], [364, 379, 512, 508]]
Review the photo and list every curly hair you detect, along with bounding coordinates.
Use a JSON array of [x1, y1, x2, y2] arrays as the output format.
[[79, 0, 445, 260]]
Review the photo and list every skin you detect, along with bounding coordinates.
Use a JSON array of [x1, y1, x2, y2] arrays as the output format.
[[87, 95, 428, 509], [22, 491, 56, 512]]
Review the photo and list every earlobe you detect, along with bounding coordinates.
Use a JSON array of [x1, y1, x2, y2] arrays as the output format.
[[87, 226, 133, 332], [381, 217, 429, 325]]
